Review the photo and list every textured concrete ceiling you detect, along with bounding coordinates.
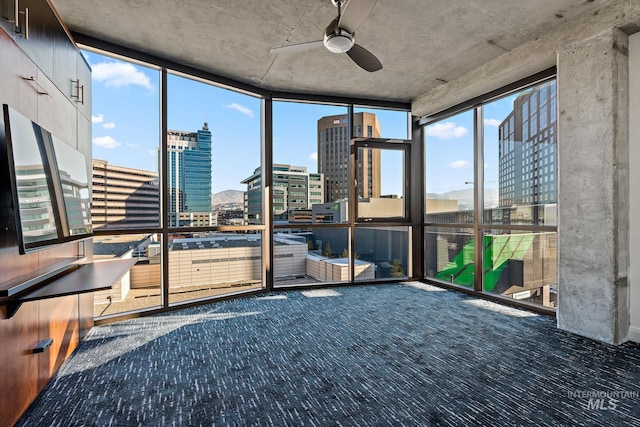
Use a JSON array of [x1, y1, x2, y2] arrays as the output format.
[[50, 0, 609, 103]]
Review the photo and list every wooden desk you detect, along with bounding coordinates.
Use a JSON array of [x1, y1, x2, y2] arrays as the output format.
[[1, 259, 137, 318]]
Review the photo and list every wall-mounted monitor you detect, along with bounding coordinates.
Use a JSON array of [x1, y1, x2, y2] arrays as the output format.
[[3, 104, 92, 254]]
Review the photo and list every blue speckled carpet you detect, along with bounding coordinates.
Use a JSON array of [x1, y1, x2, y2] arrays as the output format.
[[17, 283, 640, 426]]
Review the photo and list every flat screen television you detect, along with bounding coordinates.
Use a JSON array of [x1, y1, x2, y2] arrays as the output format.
[[2, 104, 92, 254]]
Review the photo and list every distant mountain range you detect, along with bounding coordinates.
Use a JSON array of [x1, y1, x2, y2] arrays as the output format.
[[212, 190, 244, 210], [427, 188, 499, 211]]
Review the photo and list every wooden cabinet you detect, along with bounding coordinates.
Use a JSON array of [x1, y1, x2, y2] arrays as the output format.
[[0, 303, 39, 427], [0, 0, 16, 41], [37, 295, 79, 389], [1, 0, 88, 113], [0, 0, 93, 425], [0, 294, 93, 427], [0, 29, 37, 119], [78, 292, 93, 340], [36, 66, 77, 145], [76, 55, 91, 120], [0, 0, 56, 75], [16, 0, 54, 76], [52, 10, 77, 104]]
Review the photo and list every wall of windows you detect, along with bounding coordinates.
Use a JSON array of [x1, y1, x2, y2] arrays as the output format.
[[272, 101, 349, 287], [87, 41, 556, 320], [166, 72, 262, 304], [85, 50, 161, 231], [271, 102, 411, 287], [86, 41, 561, 323], [92, 233, 162, 316], [87, 49, 265, 319], [87, 44, 412, 321], [352, 108, 411, 281], [423, 79, 558, 309]]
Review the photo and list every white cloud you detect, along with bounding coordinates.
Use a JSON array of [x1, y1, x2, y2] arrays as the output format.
[[92, 61, 153, 90], [148, 149, 157, 157], [426, 122, 468, 139], [102, 122, 116, 129], [92, 113, 104, 123], [484, 162, 489, 169], [126, 143, 140, 148], [309, 152, 318, 161], [93, 136, 121, 149], [484, 118, 502, 128], [449, 160, 471, 169], [226, 103, 254, 118]]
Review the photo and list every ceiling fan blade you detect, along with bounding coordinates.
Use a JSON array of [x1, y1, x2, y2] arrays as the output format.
[[338, 0, 377, 33], [271, 40, 324, 54], [346, 44, 382, 72]]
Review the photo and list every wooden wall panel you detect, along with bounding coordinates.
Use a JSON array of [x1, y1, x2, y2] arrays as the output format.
[[0, 0, 93, 423], [0, 303, 40, 427], [78, 292, 94, 340], [37, 295, 79, 390]]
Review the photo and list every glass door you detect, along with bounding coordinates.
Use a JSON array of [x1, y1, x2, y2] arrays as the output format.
[[351, 138, 411, 281]]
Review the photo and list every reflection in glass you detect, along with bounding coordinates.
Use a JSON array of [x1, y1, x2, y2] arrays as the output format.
[[355, 226, 409, 281], [7, 107, 59, 245], [168, 232, 263, 303], [93, 234, 162, 318], [274, 227, 349, 287], [425, 227, 474, 287], [483, 230, 557, 308], [52, 137, 92, 236]]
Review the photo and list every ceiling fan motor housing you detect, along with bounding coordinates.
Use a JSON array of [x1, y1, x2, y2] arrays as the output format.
[[324, 21, 355, 53]]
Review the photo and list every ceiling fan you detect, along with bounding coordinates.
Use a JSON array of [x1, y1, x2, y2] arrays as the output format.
[[270, 0, 382, 72]]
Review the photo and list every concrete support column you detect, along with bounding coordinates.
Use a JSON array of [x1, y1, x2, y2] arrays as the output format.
[[557, 28, 629, 344], [629, 32, 640, 342]]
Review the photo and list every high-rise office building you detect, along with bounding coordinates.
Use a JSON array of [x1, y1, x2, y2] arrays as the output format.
[[241, 164, 324, 224], [164, 123, 213, 226], [92, 159, 160, 229], [317, 112, 381, 202], [499, 82, 557, 208]]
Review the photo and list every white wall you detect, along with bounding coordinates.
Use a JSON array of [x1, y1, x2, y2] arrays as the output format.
[[629, 32, 640, 343]]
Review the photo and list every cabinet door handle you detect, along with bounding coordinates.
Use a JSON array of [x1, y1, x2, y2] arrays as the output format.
[[33, 338, 53, 354], [23, 7, 28, 39], [72, 79, 85, 104], [15, 4, 28, 40], [21, 75, 50, 96]]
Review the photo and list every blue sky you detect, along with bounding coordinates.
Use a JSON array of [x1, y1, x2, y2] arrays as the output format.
[[85, 49, 516, 197], [425, 95, 517, 196]]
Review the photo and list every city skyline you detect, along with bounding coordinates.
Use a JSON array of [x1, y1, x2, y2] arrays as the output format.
[[86, 49, 516, 200]]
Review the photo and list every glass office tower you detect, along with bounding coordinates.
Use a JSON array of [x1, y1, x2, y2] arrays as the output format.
[[164, 123, 213, 226]]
